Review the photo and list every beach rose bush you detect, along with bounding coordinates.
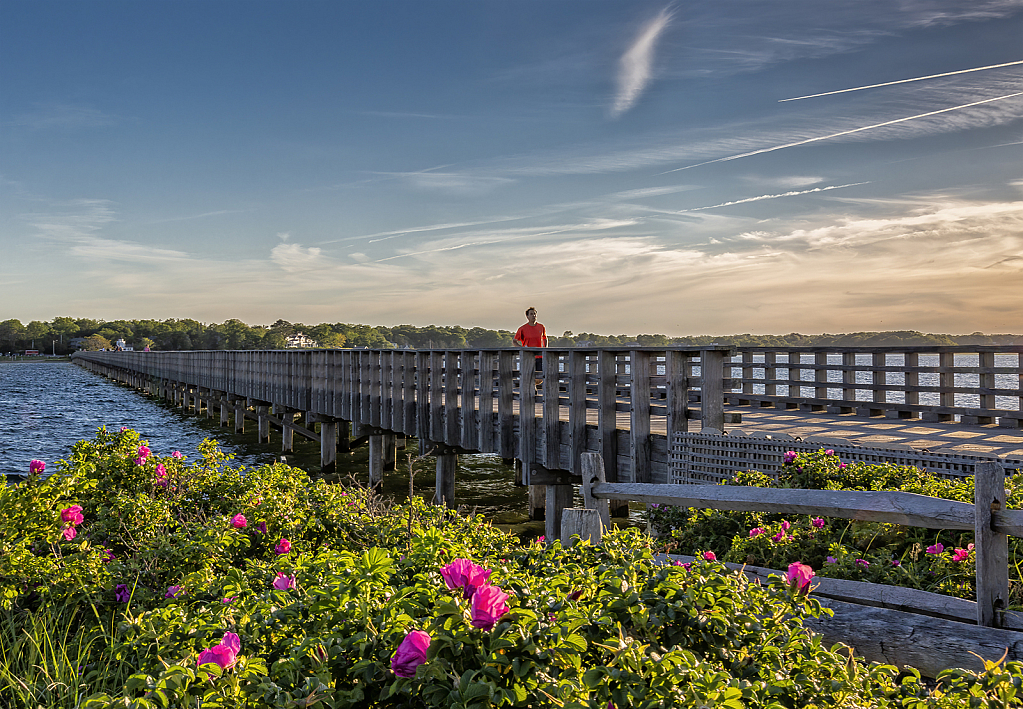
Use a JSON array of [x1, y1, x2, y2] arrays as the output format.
[[3, 428, 1023, 709], [648, 449, 1023, 604]]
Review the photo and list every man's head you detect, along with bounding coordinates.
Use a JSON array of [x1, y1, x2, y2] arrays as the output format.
[[525, 307, 537, 323]]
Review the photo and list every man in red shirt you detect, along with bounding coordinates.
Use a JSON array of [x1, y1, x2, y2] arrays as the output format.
[[514, 307, 547, 390]]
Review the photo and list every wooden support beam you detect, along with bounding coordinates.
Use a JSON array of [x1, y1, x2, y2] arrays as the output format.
[[529, 483, 546, 520], [369, 434, 384, 490], [434, 452, 457, 509], [561, 509, 603, 545], [257, 405, 270, 443], [320, 420, 337, 475], [382, 432, 396, 471], [546, 484, 574, 541]]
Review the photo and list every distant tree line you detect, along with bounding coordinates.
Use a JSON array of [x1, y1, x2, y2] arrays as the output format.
[[1, 316, 1021, 355]]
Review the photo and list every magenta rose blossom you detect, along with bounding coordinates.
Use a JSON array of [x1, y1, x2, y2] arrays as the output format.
[[165, 585, 183, 598], [62, 525, 77, 541], [171, 450, 183, 459], [29, 459, 45, 475], [786, 562, 814, 592], [811, 517, 825, 529], [926, 543, 944, 555], [61, 505, 84, 525], [197, 632, 241, 673], [391, 630, 430, 678], [439, 559, 493, 600], [783, 451, 797, 464], [272, 573, 296, 590], [702, 551, 716, 561], [256, 521, 267, 534], [275, 538, 291, 555], [231, 514, 247, 529], [470, 584, 510, 630]]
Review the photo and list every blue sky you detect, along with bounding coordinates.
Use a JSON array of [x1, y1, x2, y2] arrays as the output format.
[[2, 0, 1021, 336]]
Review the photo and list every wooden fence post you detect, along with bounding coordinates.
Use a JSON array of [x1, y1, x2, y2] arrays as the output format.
[[581, 451, 610, 530], [561, 509, 603, 545], [976, 460, 1008, 628]]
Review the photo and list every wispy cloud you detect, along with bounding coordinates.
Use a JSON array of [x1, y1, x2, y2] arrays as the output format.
[[8, 103, 118, 130], [611, 8, 673, 118]]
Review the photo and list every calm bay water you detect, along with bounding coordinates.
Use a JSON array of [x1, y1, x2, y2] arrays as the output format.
[[0, 361, 540, 528]]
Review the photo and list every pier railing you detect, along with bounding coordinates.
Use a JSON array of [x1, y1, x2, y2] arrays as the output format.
[[728, 345, 1023, 425], [71, 346, 736, 486]]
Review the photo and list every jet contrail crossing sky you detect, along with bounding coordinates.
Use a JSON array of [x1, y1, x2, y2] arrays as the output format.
[[659, 91, 1023, 175], [779, 59, 1023, 101]]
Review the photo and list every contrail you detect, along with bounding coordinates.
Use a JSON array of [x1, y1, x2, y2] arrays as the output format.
[[680, 182, 869, 212], [780, 60, 1023, 102], [657, 91, 1023, 175]]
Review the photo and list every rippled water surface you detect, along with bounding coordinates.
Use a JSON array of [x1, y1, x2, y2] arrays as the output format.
[[0, 361, 553, 531], [0, 362, 262, 477]]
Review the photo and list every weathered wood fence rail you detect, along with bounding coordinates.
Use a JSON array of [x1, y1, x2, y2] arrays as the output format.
[[71, 347, 735, 534], [727, 345, 1023, 425], [570, 453, 1023, 674]]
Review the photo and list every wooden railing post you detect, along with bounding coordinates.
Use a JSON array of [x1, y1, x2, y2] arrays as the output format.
[[976, 460, 1008, 628], [699, 349, 725, 432], [630, 350, 652, 483]]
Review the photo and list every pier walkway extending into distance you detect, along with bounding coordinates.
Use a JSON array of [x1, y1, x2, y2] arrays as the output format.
[[72, 344, 1023, 537]]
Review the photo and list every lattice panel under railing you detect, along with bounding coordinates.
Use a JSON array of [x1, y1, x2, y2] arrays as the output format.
[[669, 430, 1020, 484]]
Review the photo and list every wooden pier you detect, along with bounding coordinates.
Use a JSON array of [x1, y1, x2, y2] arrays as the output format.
[[71, 344, 1023, 536], [71, 347, 736, 538]]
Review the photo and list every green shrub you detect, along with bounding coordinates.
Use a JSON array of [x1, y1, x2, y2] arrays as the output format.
[[2, 429, 1022, 707]]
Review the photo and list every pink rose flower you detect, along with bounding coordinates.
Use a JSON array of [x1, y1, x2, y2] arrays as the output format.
[[839, 463, 848, 469], [272, 573, 296, 590], [391, 630, 430, 678], [824, 449, 834, 456], [470, 584, 510, 630], [165, 585, 183, 598], [952, 548, 971, 562], [275, 538, 291, 555], [702, 551, 716, 561], [231, 514, 247, 529], [196, 633, 240, 674], [749, 527, 765, 537], [772, 531, 785, 543], [811, 517, 825, 529], [439, 559, 493, 600], [62, 525, 77, 541], [856, 559, 869, 568], [786, 562, 814, 592], [891, 559, 901, 567], [780, 520, 791, 532], [783, 451, 797, 464], [29, 460, 45, 475], [61, 505, 84, 525], [171, 451, 183, 459], [926, 543, 944, 555]]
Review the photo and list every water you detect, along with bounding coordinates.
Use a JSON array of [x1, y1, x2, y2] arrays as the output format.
[[0, 361, 542, 531], [726, 353, 1022, 413]]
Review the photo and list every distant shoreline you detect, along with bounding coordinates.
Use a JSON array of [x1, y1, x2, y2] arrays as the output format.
[[0, 356, 71, 364]]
